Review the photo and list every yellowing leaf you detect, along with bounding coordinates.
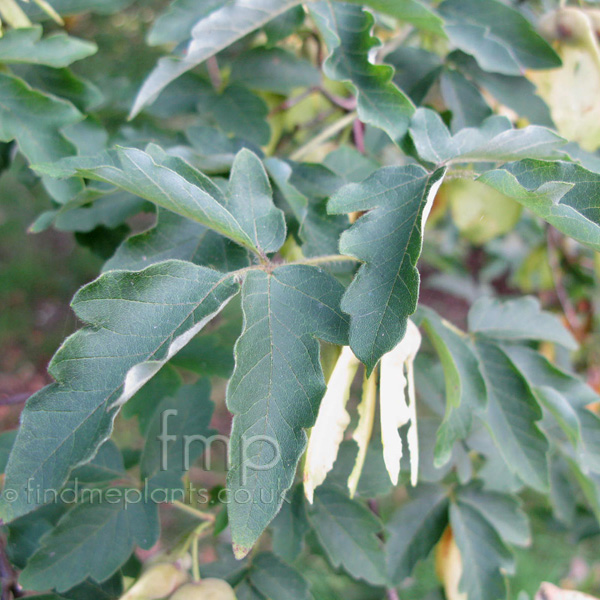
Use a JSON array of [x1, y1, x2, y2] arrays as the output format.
[[436, 528, 467, 600], [304, 346, 360, 503], [380, 319, 421, 486]]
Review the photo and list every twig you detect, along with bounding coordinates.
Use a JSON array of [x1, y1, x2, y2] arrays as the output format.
[[353, 119, 365, 154], [547, 226, 581, 334], [172, 500, 215, 522], [285, 254, 360, 267], [290, 111, 358, 161], [318, 86, 357, 111], [270, 88, 314, 115], [0, 393, 29, 406], [206, 56, 222, 91], [386, 588, 400, 600]]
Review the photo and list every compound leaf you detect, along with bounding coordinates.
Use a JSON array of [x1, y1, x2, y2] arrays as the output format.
[[36, 146, 285, 256]]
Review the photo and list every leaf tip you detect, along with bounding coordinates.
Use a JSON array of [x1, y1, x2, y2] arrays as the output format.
[[232, 542, 251, 560]]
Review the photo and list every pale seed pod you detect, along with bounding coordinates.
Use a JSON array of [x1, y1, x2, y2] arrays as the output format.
[[119, 563, 189, 600], [169, 579, 237, 600]]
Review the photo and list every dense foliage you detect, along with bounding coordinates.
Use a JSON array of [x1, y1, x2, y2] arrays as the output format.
[[1, 0, 600, 599]]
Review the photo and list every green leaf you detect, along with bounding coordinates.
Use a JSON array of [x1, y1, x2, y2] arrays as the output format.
[[13, 65, 103, 112], [0, 26, 96, 67], [62, 572, 123, 600], [477, 159, 600, 252], [266, 158, 347, 258], [449, 499, 513, 600], [248, 552, 311, 600], [226, 148, 287, 254], [23, 0, 134, 17], [69, 440, 125, 484], [196, 84, 271, 147], [439, 68, 492, 132], [310, 1, 415, 143], [328, 165, 446, 371], [386, 46, 442, 105], [449, 51, 554, 128], [323, 146, 379, 184], [270, 485, 309, 562], [230, 47, 320, 95], [170, 331, 238, 379], [37, 146, 285, 256], [307, 486, 387, 586], [325, 440, 393, 498], [438, 0, 561, 76], [0, 72, 83, 203], [148, 0, 225, 45], [0, 430, 17, 474], [386, 484, 449, 584], [409, 108, 565, 165], [420, 306, 487, 467], [140, 380, 215, 492], [226, 265, 348, 558], [6, 504, 65, 570], [1, 261, 239, 522], [474, 338, 549, 492], [20, 492, 158, 592], [468, 296, 577, 350], [346, 0, 444, 35], [501, 344, 600, 474], [130, 0, 302, 117], [105, 208, 249, 273], [37, 193, 145, 235], [264, 6, 305, 45], [235, 581, 266, 600], [455, 483, 530, 547]]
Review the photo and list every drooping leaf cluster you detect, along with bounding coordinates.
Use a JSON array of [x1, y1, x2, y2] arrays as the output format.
[[1, 1, 600, 599]]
